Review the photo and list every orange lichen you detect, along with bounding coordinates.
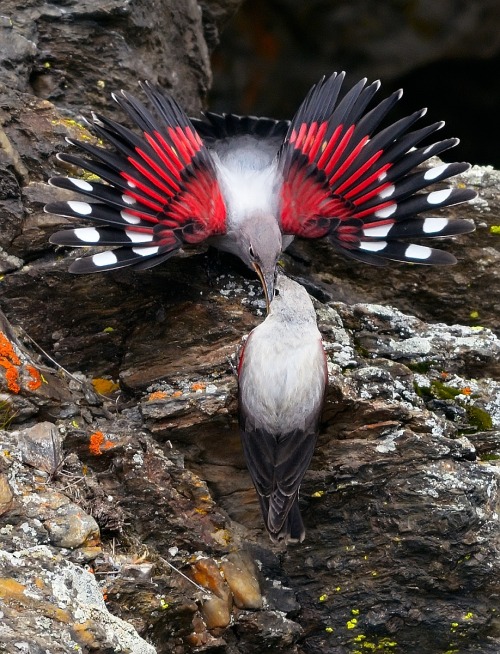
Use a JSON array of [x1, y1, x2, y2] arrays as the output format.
[[4, 366, 20, 393], [26, 365, 42, 391], [101, 440, 114, 451], [172, 390, 183, 397], [191, 382, 206, 392], [148, 390, 168, 401], [0, 331, 21, 393], [0, 332, 20, 365], [0, 332, 42, 394], [461, 387, 472, 396], [89, 431, 105, 455], [88, 431, 114, 455], [440, 371, 449, 379]]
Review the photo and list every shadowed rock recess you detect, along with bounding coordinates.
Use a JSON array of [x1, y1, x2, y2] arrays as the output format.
[[1, 2, 499, 653]]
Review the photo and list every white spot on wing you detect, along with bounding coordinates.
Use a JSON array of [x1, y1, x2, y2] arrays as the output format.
[[423, 218, 448, 234], [405, 244, 432, 259], [132, 246, 159, 256], [378, 184, 395, 199], [120, 211, 141, 225], [122, 194, 136, 205], [74, 228, 100, 243], [427, 188, 452, 204], [126, 230, 154, 243], [359, 241, 387, 252], [127, 181, 137, 188], [424, 164, 449, 180], [69, 178, 93, 191], [363, 224, 393, 238], [374, 203, 397, 218], [68, 201, 92, 215], [92, 251, 118, 267], [377, 171, 388, 181]]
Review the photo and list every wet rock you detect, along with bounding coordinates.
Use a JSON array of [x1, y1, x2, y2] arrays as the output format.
[[201, 594, 233, 630], [221, 551, 262, 610], [234, 610, 303, 652], [189, 557, 233, 629]]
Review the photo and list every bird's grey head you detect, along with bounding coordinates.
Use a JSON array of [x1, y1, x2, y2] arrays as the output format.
[[239, 213, 283, 311], [269, 273, 317, 325]]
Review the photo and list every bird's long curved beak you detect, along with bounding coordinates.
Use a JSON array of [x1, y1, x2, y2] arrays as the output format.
[[253, 263, 275, 314]]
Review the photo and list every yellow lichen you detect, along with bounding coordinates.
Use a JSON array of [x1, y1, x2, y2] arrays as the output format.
[[91, 378, 119, 395]]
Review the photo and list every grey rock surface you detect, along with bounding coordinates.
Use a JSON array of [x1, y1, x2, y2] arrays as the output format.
[[0, 546, 157, 654], [0, 2, 499, 653]]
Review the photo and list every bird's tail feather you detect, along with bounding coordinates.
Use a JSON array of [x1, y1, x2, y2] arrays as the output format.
[[260, 493, 305, 544]]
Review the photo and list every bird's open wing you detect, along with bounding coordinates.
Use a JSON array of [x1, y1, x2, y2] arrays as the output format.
[[277, 72, 476, 265], [46, 83, 227, 273]]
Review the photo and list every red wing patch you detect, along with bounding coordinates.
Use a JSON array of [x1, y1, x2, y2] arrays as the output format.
[[46, 83, 227, 272]]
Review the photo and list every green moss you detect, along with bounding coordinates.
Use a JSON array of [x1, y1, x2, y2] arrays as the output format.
[[407, 360, 434, 373], [413, 381, 431, 398], [479, 453, 500, 462], [430, 381, 462, 400], [466, 405, 493, 430]]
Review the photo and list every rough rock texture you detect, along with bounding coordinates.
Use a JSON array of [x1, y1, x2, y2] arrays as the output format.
[[0, 546, 156, 654], [2, 0, 241, 116], [1, 2, 499, 653]]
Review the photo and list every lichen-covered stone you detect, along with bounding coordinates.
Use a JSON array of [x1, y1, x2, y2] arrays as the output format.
[[0, 546, 156, 653]]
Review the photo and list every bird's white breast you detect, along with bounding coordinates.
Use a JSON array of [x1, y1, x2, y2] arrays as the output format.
[[239, 319, 326, 434], [212, 141, 282, 229]]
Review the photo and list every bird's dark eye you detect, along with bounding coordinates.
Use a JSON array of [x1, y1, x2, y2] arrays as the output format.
[[249, 246, 255, 259], [274, 288, 280, 297]]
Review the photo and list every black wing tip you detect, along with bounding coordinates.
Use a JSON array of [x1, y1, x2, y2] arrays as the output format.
[[49, 230, 70, 245]]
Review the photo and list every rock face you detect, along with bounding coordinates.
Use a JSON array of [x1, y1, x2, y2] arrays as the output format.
[[0, 2, 499, 653]]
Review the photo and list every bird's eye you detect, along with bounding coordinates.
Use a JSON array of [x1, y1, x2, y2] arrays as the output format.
[[249, 246, 255, 259], [274, 288, 280, 297]]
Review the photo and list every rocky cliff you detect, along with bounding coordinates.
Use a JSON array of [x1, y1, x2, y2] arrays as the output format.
[[0, 2, 499, 653]]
